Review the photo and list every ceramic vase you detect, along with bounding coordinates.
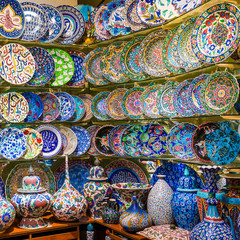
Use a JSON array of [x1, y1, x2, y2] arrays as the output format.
[[51, 156, 88, 221], [11, 166, 51, 229], [120, 196, 152, 232], [102, 198, 120, 224], [171, 167, 200, 231], [83, 159, 111, 219], [147, 175, 173, 225], [196, 166, 224, 220]]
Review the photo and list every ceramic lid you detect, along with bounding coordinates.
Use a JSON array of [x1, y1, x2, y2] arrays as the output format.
[[87, 158, 108, 181]]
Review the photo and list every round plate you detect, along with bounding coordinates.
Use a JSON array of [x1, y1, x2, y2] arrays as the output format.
[[93, 125, 115, 156], [167, 123, 197, 160], [79, 94, 93, 121], [91, 92, 110, 120], [106, 88, 127, 120], [122, 87, 144, 119], [56, 5, 85, 45], [87, 125, 100, 156], [109, 125, 129, 156], [55, 92, 76, 122], [139, 30, 170, 77], [38, 93, 61, 123], [0, 92, 29, 123], [121, 124, 143, 157], [202, 72, 239, 114], [59, 126, 77, 156], [0, 0, 25, 38], [71, 126, 91, 156], [101, 42, 129, 83], [0, 127, 27, 160], [172, 0, 205, 14], [66, 51, 86, 87], [36, 125, 63, 158], [120, 36, 150, 81], [21, 2, 48, 41], [67, 96, 85, 122], [40, 4, 64, 43], [136, 0, 165, 26], [173, 79, 195, 117], [22, 92, 43, 123], [0, 177, 5, 198], [0, 43, 35, 85], [142, 85, 164, 118], [27, 47, 55, 86], [105, 159, 149, 184], [191, 3, 240, 63], [75, 4, 95, 22], [83, 47, 109, 85], [192, 121, 219, 162], [22, 128, 43, 159], [155, 0, 180, 20]]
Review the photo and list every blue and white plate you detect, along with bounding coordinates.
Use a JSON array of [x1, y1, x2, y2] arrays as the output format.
[[56, 5, 85, 45], [67, 96, 85, 122], [36, 125, 63, 158], [22, 92, 43, 122], [0, 127, 27, 160], [40, 4, 64, 43], [71, 126, 90, 156], [0, 0, 25, 39], [21, 2, 48, 41], [27, 47, 55, 86], [55, 92, 76, 122]]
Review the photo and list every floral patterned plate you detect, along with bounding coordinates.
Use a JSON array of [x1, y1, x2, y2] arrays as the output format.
[[172, 0, 205, 14], [87, 125, 100, 156], [67, 96, 85, 122], [155, 0, 180, 20], [79, 94, 93, 121]]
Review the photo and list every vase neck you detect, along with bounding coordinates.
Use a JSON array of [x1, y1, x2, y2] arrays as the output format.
[[65, 155, 70, 186], [204, 197, 223, 223]]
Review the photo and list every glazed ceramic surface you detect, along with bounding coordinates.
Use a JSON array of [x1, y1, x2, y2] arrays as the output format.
[[102, 199, 120, 224], [79, 94, 93, 121], [0, 177, 5, 198], [156, 0, 179, 20], [67, 96, 85, 122], [87, 125, 100, 156], [59, 126, 77, 155], [172, 0, 205, 14]]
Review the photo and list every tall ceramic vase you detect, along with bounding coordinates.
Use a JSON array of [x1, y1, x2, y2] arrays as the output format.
[[196, 166, 224, 220], [147, 175, 173, 225], [51, 155, 88, 221]]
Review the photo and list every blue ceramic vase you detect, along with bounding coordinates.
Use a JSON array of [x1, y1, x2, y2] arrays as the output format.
[[171, 167, 200, 231]]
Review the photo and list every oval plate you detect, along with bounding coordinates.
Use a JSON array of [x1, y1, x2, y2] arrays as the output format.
[[67, 96, 85, 122]]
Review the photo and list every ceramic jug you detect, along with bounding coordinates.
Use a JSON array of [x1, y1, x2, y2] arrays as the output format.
[[102, 198, 120, 224]]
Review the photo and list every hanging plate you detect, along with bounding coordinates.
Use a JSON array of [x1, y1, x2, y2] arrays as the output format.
[[67, 96, 85, 122], [79, 94, 93, 121], [155, 0, 180, 20], [87, 125, 100, 156], [172, 0, 205, 14]]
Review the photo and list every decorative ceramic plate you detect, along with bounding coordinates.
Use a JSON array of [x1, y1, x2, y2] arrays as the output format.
[[105, 159, 149, 184], [155, 0, 180, 20], [120, 37, 149, 81], [138, 124, 168, 157], [36, 125, 63, 158], [53, 159, 92, 195], [93, 125, 115, 156], [121, 124, 143, 157], [106, 88, 127, 120], [0, 127, 27, 160], [201, 72, 239, 114], [27, 47, 55, 86], [87, 125, 100, 156], [136, 0, 165, 26], [59, 126, 77, 155], [40, 4, 64, 43], [91, 92, 110, 120], [21, 2, 48, 41], [79, 94, 93, 121], [0, 44, 35, 85], [192, 121, 219, 162], [56, 5, 85, 44], [38, 92, 61, 123], [71, 126, 90, 156], [55, 92, 76, 122], [5, 162, 55, 201], [83, 48, 109, 86], [122, 87, 144, 119], [0, 177, 5, 198], [101, 42, 129, 83], [139, 30, 170, 77], [172, 0, 205, 14], [67, 96, 85, 122], [191, 3, 240, 63], [167, 123, 197, 160], [67, 50, 86, 87], [47, 48, 74, 86], [108, 125, 129, 156], [75, 4, 95, 22], [0, 0, 25, 38], [142, 85, 164, 118], [150, 162, 203, 190], [22, 92, 43, 123], [0, 92, 29, 123], [157, 81, 179, 118], [22, 128, 43, 159], [173, 79, 195, 117]]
